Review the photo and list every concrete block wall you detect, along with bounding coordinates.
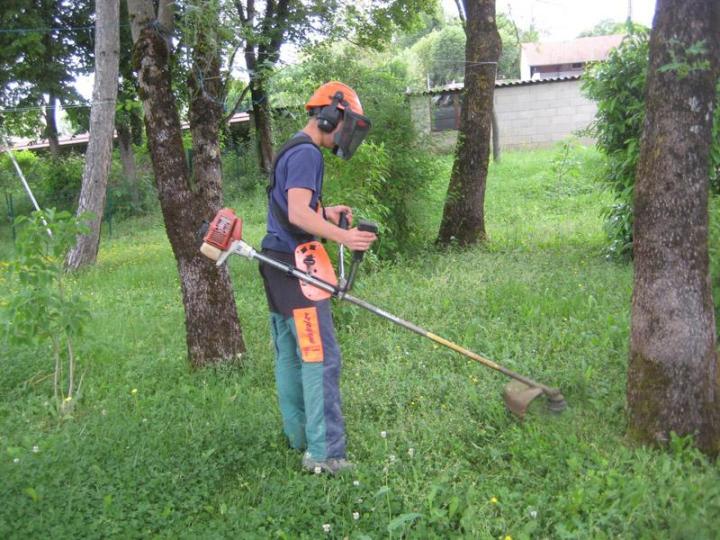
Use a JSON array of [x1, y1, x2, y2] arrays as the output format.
[[410, 78, 597, 151]]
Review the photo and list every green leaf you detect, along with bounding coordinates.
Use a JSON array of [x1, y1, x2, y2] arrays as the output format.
[[387, 512, 423, 532]]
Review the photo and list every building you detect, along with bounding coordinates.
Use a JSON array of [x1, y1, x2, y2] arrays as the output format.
[[409, 76, 597, 151], [408, 35, 627, 151], [6, 112, 251, 153], [520, 34, 625, 80]]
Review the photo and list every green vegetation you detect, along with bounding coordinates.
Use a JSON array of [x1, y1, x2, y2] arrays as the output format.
[[2, 147, 719, 538], [583, 31, 720, 259]]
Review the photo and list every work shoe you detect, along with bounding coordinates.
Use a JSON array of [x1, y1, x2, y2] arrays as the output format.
[[302, 452, 355, 475]]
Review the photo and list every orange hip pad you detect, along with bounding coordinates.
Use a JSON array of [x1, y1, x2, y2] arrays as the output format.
[[293, 307, 324, 363], [294, 241, 337, 301]]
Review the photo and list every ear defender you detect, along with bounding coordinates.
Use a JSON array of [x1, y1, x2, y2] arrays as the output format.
[[315, 91, 345, 133]]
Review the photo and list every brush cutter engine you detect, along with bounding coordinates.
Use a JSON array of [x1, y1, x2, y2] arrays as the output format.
[[200, 208, 243, 261]]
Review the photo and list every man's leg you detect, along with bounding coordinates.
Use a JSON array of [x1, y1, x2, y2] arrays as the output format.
[[270, 312, 306, 451], [290, 301, 346, 461]]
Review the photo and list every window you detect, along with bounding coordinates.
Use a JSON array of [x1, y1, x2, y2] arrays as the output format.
[[432, 92, 462, 131]]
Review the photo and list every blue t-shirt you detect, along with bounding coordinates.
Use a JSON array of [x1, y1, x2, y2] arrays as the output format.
[[261, 134, 324, 253]]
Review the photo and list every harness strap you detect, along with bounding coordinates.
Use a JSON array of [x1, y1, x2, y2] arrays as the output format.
[[268, 133, 322, 241]]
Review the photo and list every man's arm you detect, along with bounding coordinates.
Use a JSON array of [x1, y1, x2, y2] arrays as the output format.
[[287, 188, 376, 252]]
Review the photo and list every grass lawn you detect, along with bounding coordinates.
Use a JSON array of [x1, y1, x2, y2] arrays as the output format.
[[1, 146, 719, 539]]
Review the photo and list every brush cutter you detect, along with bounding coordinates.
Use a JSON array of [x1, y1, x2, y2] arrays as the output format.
[[200, 208, 567, 418]]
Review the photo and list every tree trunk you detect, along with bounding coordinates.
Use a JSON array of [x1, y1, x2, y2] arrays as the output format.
[[66, 0, 120, 270], [117, 122, 140, 209], [250, 80, 274, 175], [628, 0, 720, 456], [243, 37, 274, 175], [491, 108, 500, 163], [45, 94, 60, 157], [128, 0, 245, 367], [437, 0, 501, 246]]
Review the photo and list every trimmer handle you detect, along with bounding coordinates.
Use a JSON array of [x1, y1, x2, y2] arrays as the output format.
[[353, 219, 379, 262], [338, 212, 350, 230]]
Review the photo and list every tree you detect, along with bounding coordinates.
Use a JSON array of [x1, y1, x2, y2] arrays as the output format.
[[115, 0, 144, 210], [577, 18, 646, 38], [436, 0, 500, 246], [66, 0, 120, 270], [453, 0, 502, 162], [0, 1, 93, 156], [628, 0, 719, 455], [230, 0, 437, 173], [127, 0, 246, 366], [412, 25, 466, 87]]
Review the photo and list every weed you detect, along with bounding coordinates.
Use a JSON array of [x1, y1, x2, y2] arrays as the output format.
[[0, 147, 718, 538]]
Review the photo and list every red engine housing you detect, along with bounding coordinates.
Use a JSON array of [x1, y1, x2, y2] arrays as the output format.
[[204, 208, 242, 250]]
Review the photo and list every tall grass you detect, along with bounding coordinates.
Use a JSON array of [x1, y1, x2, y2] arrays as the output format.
[[1, 146, 718, 539]]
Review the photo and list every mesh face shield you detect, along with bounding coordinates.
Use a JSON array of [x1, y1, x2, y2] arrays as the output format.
[[332, 109, 371, 160]]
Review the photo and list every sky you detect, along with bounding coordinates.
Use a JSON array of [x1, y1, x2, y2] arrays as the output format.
[[473, 0, 657, 41]]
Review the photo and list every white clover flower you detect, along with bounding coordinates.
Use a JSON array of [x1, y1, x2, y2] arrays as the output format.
[[352, 512, 360, 520], [353, 480, 360, 487], [407, 448, 415, 458], [322, 524, 331, 533], [13, 458, 19, 463], [32, 446, 39, 453], [314, 466, 322, 475], [389, 454, 396, 463], [529, 510, 538, 519], [380, 431, 387, 438]]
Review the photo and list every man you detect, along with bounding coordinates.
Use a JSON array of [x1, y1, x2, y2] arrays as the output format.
[[259, 81, 377, 474]]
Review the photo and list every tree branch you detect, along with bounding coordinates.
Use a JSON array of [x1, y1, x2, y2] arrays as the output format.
[[223, 84, 251, 123]]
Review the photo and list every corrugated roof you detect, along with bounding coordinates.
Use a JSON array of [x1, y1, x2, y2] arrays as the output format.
[[5, 112, 251, 151], [409, 74, 582, 96], [521, 34, 624, 67]]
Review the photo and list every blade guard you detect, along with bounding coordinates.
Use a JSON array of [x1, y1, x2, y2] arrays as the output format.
[[295, 241, 337, 301], [200, 208, 243, 261]]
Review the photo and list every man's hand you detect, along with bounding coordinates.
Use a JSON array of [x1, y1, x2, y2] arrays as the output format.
[[325, 205, 353, 226], [342, 227, 377, 252]]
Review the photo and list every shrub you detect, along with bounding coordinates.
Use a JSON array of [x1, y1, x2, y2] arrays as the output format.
[[2, 209, 91, 413], [0, 151, 84, 214], [582, 32, 649, 259], [583, 32, 720, 259], [221, 138, 265, 197]]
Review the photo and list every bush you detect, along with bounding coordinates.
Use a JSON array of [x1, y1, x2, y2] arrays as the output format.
[[221, 139, 265, 198], [583, 32, 720, 259], [582, 32, 649, 259], [0, 151, 84, 214], [710, 198, 720, 323], [2, 209, 91, 412]]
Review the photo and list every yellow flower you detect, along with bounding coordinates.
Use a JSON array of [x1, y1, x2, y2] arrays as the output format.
[[64, 396, 72, 402], [490, 497, 498, 505], [504, 536, 512, 540], [131, 388, 138, 395]]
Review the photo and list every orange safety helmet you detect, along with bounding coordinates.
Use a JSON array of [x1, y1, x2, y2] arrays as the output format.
[[305, 81, 371, 160], [305, 81, 365, 116]]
